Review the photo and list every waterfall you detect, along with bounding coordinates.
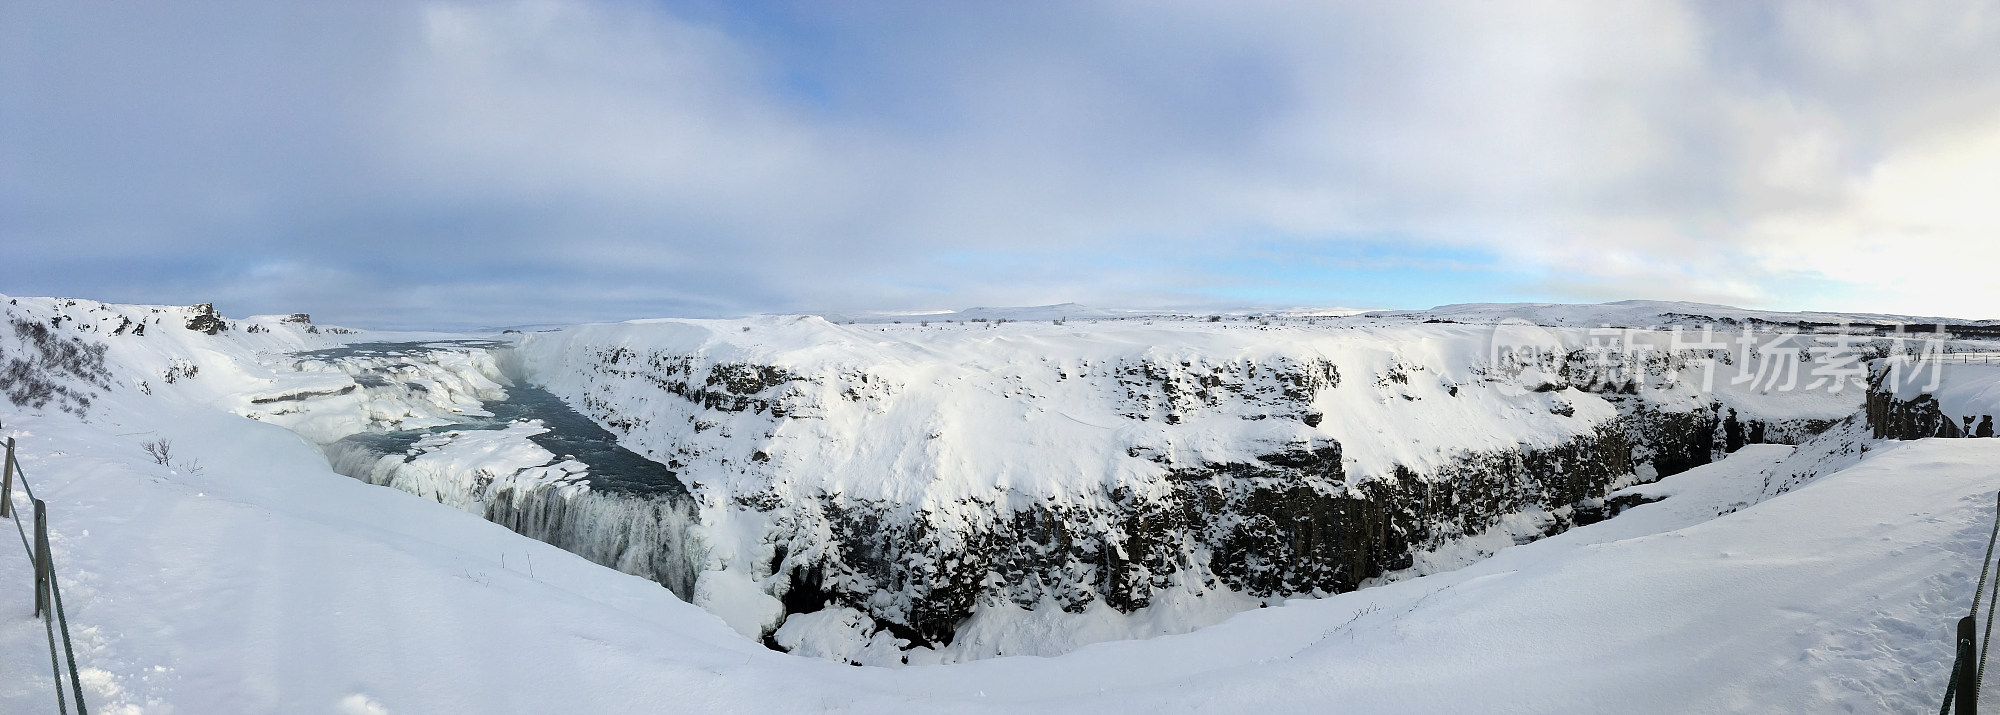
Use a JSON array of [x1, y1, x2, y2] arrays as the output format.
[[321, 431, 708, 601], [485, 485, 704, 599], [308, 342, 709, 602], [319, 439, 404, 486]]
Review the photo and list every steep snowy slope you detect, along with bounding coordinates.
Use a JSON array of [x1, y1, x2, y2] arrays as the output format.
[[509, 309, 1902, 657]]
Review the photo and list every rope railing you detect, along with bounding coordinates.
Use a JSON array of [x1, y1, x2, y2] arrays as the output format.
[[1943, 492, 2000, 715], [3, 435, 89, 715]]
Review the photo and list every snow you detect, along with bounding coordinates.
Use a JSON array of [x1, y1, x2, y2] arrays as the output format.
[[694, 568, 786, 641], [6, 293, 2000, 712], [354, 421, 594, 508], [249, 343, 510, 444], [1889, 362, 2000, 426], [515, 314, 1863, 502], [818, 299, 1944, 329], [812, 303, 1378, 325], [910, 581, 1264, 664], [816, 303, 1133, 324], [5, 388, 1997, 711], [772, 606, 907, 664], [506, 309, 1879, 655], [1368, 298, 2000, 328]]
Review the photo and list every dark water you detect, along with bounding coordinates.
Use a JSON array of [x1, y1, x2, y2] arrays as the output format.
[[307, 341, 687, 497], [483, 382, 687, 496]]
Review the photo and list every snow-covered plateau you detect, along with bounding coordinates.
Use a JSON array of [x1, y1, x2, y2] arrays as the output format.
[[3, 294, 2000, 712]]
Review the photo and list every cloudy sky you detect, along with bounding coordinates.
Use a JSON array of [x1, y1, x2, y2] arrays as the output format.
[[4, 1, 1998, 328]]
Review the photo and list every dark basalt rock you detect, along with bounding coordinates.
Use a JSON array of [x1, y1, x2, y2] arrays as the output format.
[[1868, 389, 1993, 439], [1617, 399, 1717, 475], [701, 363, 800, 413], [1864, 368, 1996, 440], [781, 426, 1641, 647], [1717, 407, 1834, 453], [248, 384, 356, 404], [185, 303, 228, 334], [587, 349, 805, 416], [1571, 492, 1667, 527]]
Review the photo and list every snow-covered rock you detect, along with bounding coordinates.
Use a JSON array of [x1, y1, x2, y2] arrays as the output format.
[[7, 351, 1999, 711], [509, 309, 1888, 657], [10, 293, 1998, 673], [1869, 359, 2000, 439]]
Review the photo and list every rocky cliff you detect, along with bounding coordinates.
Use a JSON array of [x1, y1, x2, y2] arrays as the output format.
[[515, 315, 1864, 660]]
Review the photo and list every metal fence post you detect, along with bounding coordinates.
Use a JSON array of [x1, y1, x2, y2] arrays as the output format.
[[2, 437, 14, 518], [34, 498, 50, 617], [1961, 614, 1981, 715]]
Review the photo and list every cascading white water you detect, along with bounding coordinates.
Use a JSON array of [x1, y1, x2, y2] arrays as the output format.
[[306, 343, 709, 600], [483, 483, 705, 599], [320, 439, 404, 486]]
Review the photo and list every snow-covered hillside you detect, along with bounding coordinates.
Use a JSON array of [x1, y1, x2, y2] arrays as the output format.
[[508, 306, 1906, 659], [5, 294, 2000, 712]]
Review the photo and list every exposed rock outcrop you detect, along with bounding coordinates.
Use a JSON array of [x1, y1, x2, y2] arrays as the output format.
[[184, 303, 228, 334], [1866, 363, 2000, 439]]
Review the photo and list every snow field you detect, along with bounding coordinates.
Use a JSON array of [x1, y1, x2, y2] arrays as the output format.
[[4, 403, 1993, 712], [7, 294, 2000, 711]]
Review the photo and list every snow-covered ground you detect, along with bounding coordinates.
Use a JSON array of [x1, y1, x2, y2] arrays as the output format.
[[3, 393, 1994, 712], [4, 294, 1999, 712], [1364, 298, 2000, 329]]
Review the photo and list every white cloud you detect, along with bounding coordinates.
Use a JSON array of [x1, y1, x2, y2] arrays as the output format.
[[4, 0, 2000, 324], [1743, 115, 2000, 315]]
